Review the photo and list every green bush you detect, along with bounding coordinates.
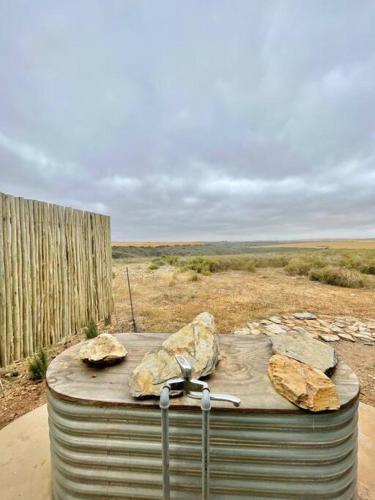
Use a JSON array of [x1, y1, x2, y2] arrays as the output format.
[[28, 348, 49, 380], [85, 318, 99, 339], [309, 266, 367, 288], [285, 257, 319, 276], [253, 254, 291, 268], [148, 255, 179, 270], [180, 256, 256, 274]]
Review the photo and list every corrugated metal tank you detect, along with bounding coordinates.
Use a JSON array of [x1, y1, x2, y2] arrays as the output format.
[[47, 333, 359, 499]]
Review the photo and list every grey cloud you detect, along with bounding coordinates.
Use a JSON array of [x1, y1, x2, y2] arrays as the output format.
[[0, 1, 374, 241]]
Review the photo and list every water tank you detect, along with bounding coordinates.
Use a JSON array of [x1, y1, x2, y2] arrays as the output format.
[[47, 333, 358, 499]]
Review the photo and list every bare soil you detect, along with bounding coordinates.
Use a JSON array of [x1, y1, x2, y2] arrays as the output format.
[[1, 261, 374, 430]]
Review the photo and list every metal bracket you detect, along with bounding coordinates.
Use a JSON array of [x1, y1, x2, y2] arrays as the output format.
[[159, 355, 240, 500]]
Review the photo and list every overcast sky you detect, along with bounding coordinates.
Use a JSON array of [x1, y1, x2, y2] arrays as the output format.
[[0, 1, 374, 241]]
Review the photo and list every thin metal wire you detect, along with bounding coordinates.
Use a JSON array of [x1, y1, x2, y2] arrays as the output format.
[[126, 266, 137, 332]]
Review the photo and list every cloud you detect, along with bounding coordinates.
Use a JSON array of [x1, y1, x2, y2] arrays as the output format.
[[0, 1, 374, 240]]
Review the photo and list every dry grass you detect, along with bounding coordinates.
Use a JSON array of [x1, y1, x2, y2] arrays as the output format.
[[111, 261, 375, 334], [113, 241, 203, 247], [263, 239, 375, 250]]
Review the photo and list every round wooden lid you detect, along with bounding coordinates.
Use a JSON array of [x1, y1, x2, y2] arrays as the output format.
[[46, 333, 359, 413]]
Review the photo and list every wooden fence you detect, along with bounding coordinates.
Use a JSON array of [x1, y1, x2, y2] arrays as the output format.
[[0, 193, 112, 367]]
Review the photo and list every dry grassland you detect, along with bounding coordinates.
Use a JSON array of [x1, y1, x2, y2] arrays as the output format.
[[263, 239, 375, 250], [113, 241, 202, 247], [111, 261, 375, 334]]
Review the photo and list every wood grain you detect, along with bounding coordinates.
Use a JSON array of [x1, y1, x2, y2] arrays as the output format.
[[46, 333, 359, 413]]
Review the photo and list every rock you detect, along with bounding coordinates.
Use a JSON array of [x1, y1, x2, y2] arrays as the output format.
[[292, 327, 309, 334], [293, 312, 317, 320], [270, 330, 337, 375], [80, 333, 127, 366], [319, 333, 340, 342], [354, 333, 374, 341], [265, 324, 287, 335], [130, 312, 219, 397], [234, 327, 251, 336], [331, 326, 343, 334], [338, 333, 355, 342], [269, 316, 282, 324], [268, 354, 340, 412], [250, 328, 262, 335]]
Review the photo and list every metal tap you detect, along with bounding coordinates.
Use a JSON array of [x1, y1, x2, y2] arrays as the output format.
[[159, 355, 240, 500]]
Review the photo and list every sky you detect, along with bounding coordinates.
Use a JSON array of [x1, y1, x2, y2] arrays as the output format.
[[0, 1, 374, 241]]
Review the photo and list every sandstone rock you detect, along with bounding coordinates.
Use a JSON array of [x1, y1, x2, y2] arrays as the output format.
[[354, 333, 374, 341], [293, 312, 317, 320], [234, 327, 251, 336], [269, 316, 282, 324], [268, 354, 340, 412], [80, 333, 127, 367], [265, 324, 287, 335], [319, 333, 340, 342], [130, 312, 219, 397], [270, 330, 337, 374], [331, 326, 343, 334], [338, 333, 355, 342]]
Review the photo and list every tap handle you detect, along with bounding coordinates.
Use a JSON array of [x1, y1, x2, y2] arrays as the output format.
[[175, 355, 192, 380]]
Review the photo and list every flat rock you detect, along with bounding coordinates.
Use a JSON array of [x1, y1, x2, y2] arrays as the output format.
[[265, 324, 287, 335], [293, 312, 317, 320], [234, 327, 251, 336], [270, 331, 337, 375], [130, 312, 219, 397], [79, 333, 127, 366], [269, 316, 282, 324], [268, 354, 340, 412], [319, 333, 340, 342], [354, 333, 374, 342], [338, 333, 355, 342]]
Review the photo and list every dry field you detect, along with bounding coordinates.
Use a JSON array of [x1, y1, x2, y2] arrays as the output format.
[[1, 256, 374, 430], [113, 241, 202, 247], [111, 261, 375, 333], [263, 239, 375, 250]]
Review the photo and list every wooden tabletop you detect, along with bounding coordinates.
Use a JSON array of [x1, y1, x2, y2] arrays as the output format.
[[46, 333, 359, 413]]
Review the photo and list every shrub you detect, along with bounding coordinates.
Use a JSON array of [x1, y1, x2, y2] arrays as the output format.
[[253, 254, 291, 268], [180, 256, 256, 274], [28, 348, 49, 380], [163, 255, 179, 265], [309, 266, 367, 288], [285, 257, 318, 276], [148, 262, 160, 271], [361, 259, 375, 275], [85, 318, 99, 339], [148, 255, 179, 270]]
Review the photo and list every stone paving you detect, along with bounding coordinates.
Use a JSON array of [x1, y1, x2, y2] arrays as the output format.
[[234, 311, 375, 344]]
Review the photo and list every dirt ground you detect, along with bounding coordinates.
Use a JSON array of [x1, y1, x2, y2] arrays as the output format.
[[1, 260, 374, 429]]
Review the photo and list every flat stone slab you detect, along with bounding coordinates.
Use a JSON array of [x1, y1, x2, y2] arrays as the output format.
[[293, 312, 317, 320], [270, 330, 337, 374]]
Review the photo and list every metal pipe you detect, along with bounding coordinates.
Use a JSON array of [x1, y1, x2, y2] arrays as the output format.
[[160, 386, 170, 500], [201, 388, 211, 500]]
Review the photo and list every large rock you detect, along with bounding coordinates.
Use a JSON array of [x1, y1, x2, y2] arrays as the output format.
[[268, 354, 340, 412], [293, 312, 317, 320], [80, 333, 127, 366], [130, 312, 219, 397], [270, 330, 337, 375]]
